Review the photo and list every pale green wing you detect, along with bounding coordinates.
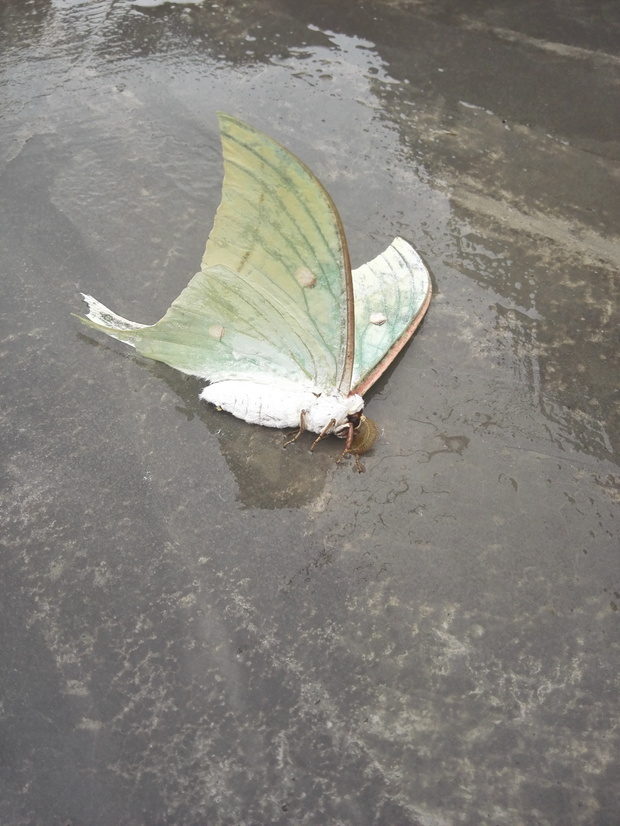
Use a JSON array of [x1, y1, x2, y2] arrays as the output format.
[[351, 237, 431, 396], [78, 114, 354, 394]]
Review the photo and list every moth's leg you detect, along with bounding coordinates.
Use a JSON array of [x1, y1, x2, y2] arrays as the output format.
[[283, 410, 307, 448], [344, 422, 355, 452], [337, 447, 365, 472], [335, 422, 354, 461], [309, 419, 336, 452], [336, 423, 365, 472]]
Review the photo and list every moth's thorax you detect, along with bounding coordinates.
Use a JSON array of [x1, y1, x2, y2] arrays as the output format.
[[304, 391, 364, 435], [200, 379, 363, 435]]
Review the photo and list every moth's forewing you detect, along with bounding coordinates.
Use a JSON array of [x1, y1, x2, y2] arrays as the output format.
[[78, 115, 356, 394], [351, 237, 431, 396], [141, 114, 355, 391]]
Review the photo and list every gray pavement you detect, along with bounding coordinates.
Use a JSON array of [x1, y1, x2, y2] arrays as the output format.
[[1, 1, 618, 824]]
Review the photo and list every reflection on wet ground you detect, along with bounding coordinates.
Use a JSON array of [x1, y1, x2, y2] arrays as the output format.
[[1, 1, 618, 824]]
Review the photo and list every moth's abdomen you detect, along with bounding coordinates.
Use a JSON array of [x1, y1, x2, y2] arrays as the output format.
[[200, 380, 317, 430], [200, 380, 363, 437]]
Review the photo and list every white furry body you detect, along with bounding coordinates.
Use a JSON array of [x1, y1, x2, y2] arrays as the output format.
[[200, 379, 363, 435]]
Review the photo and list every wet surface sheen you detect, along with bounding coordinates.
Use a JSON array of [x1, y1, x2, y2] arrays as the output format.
[[1, 1, 618, 824]]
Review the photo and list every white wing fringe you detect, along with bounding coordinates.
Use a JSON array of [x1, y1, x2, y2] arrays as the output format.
[[80, 293, 149, 346]]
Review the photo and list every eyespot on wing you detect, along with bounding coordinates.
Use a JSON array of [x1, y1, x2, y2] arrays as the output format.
[[295, 266, 317, 289]]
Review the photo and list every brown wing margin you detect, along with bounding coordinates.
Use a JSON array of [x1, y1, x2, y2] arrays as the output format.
[[334, 208, 355, 394]]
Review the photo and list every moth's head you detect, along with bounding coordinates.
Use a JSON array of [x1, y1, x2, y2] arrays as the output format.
[[346, 393, 364, 420], [333, 393, 364, 436], [346, 410, 363, 430]]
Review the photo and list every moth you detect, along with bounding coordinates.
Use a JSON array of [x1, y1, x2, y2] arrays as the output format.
[[76, 114, 431, 470]]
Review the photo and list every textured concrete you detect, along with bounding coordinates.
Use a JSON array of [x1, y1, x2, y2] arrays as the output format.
[[1, 1, 618, 824]]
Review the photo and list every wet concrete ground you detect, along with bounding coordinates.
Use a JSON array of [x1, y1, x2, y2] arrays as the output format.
[[1, 1, 618, 824]]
